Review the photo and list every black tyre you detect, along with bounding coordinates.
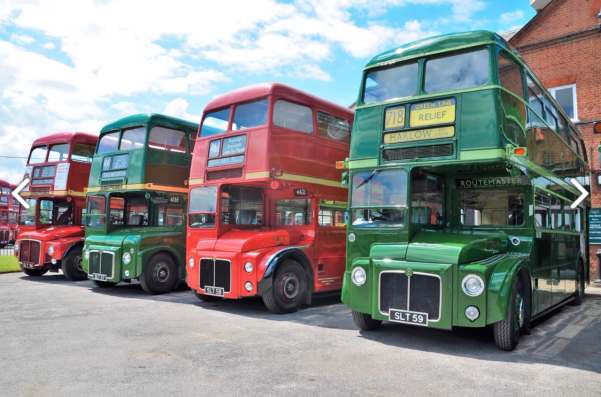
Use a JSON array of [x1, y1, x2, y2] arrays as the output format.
[[571, 262, 585, 306], [22, 268, 48, 277], [61, 248, 87, 281], [139, 253, 178, 294], [352, 310, 382, 331], [493, 275, 528, 351], [261, 259, 308, 314], [93, 280, 116, 288], [194, 291, 221, 302]]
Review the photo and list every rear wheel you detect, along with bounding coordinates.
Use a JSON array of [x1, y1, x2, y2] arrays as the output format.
[[352, 310, 382, 331], [61, 248, 87, 281], [493, 275, 528, 351], [262, 259, 308, 314], [571, 262, 585, 306], [93, 280, 116, 288], [22, 268, 48, 277], [140, 253, 178, 294]]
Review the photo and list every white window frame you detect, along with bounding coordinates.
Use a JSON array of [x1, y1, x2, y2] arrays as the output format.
[[548, 84, 578, 122]]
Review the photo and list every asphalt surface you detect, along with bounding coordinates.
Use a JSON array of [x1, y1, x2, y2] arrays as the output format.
[[1, 272, 600, 397]]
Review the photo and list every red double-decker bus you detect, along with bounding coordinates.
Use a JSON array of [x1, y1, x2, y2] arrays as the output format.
[[0, 179, 18, 247], [187, 83, 353, 313], [15, 132, 98, 279]]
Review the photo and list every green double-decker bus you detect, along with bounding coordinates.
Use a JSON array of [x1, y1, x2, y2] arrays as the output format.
[[82, 114, 198, 294], [341, 31, 589, 350]]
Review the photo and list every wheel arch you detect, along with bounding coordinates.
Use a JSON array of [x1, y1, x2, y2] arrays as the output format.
[[63, 240, 84, 260], [486, 257, 531, 324], [258, 247, 314, 304]]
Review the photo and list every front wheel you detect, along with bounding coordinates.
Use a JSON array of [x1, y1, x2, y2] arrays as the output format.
[[352, 310, 382, 331], [261, 259, 308, 314], [571, 262, 585, 306], [22, 268, 48, 277], [493, 275, 528, 351], [61, 248, 87, 281], [139, 253, 178, 294]]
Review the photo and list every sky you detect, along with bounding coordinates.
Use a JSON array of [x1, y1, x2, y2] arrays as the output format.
[[0, 0, 535, 184]]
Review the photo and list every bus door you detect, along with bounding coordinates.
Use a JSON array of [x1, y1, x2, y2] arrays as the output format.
[[314, 199, 347, 290]]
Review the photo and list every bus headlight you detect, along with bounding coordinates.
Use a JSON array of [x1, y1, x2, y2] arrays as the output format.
[[465, 306, 480, 321], [122, 252, 132, 265], [462, 275, 484, 297], [244, 262, 253, 273], [244, 282, 253, 292], [47, 245, 55, 256], [189, 257, 195, 268], [351, 266, 367, 286]]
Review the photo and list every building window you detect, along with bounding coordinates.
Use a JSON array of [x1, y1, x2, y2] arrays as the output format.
[[549, 85, 578, 121]]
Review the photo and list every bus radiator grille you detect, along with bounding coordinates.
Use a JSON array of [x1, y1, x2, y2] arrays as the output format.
[[88, 251, 114, 278], [200, 258, 231, 292], [379, 272, 441, 320], [19, 240, 41, 265], [383, 144, 453, 161]]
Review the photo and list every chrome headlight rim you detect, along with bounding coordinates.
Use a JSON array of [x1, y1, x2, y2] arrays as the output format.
[[47, 245, 55, 256], [461, 274, 485, 297], [244, 262, 253, 273], [188, 257, 195, 268], [122, 252, 132, 265], [351, 266, 367, 286]]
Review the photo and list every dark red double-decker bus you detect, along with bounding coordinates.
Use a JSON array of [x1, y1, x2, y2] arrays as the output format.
[[15, 132, 97, 279], [0, 179, 18, 247], [187, 83, 353, 313]]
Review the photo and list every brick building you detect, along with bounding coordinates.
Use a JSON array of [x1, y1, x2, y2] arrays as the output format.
[[509, 0, 601, 281]]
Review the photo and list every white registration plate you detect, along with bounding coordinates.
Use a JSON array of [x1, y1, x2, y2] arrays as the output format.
[[89, 273, 108, 281], [389, 309, 428, 327], [204, 286, 224, 297]]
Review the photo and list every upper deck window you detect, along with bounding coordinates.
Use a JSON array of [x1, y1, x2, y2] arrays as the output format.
[[233, 98, 268, 130], [317, 112, 350, 142], [47, 143, 69, 162], [273, 100, 313, 134], [148, 126, 187, 153], [201, 108, 230, 137], [119, 127, 146, 150], [71, 143, 95, 163], [28, 146, 48, 164], [363, 62, 418, 105], [97, 131, 120, 154], [425, 49, 489, 94], [498, 51, 524, 98]]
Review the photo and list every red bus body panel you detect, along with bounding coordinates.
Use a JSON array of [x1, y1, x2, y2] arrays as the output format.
[[187, 83, 353, 300]]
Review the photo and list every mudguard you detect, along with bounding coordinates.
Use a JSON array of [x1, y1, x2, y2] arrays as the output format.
[[486, 254, 529, 324], [257, 246, 313, 303]]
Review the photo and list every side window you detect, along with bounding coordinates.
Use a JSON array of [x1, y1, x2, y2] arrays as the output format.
[[526, 75, 544, 120], [317, 112, 350, 142], [534, 191, 550, 228], [318, 201, 346, 227], [148, 126, 187, 153], [275, 199, 311, 226], [109, 197, 125, 225], [233, 98, 268, 130], [411, 172, 444, 226], [48, 144, 69, 162], [498, 51, 524, 98], [71, 143, 95, 163], [201, 108, 230, 136], [459, 189, 524, 226], [273, 100, 314, 134], [549, 196, 563, 229], [157, 205, 183, 226]]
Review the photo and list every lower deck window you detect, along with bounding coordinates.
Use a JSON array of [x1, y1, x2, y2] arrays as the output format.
[[275, 199, 311, 226], [460, 189, 524, 226]]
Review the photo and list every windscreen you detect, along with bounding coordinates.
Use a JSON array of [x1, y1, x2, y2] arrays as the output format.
[[188, 186, 217, 228], [351, 168, 407, 227], [19, 199, 37, 225]]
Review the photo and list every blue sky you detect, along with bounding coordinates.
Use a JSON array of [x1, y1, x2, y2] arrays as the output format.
[[0, 0, 535, 183]]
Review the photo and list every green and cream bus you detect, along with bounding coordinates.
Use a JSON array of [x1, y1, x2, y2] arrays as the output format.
[[341, 31, 589, 350], [82, 114, 198, 294]]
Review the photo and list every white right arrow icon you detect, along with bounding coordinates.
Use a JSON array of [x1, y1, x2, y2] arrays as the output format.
[[12, 178, 30, 209], [570, 178, 589, 209]]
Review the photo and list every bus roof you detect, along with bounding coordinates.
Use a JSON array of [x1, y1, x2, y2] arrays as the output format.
[[204, 83, 353, 115], [0, 179, 14, 189], [366, 30, 515, 69], [31, 132, 98, 147], [100, 113, 199, 135]]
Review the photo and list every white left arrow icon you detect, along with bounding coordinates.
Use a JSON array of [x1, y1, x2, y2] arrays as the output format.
[[570, 178, 589, 209], [12, 178, 30, 209]]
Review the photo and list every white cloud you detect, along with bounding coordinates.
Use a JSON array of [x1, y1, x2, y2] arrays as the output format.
[[43, 42, 55, 50], [163, 98, 197, 122], [500, 10, 525, 25]]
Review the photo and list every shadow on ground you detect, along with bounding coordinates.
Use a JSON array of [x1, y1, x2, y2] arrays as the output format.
[[19, 273, 601, 373]]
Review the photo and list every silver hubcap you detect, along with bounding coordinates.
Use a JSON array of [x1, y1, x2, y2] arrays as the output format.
[[281, 273, 299, 300], [154, 262, 170, 283], [516, 294, 525, 329]]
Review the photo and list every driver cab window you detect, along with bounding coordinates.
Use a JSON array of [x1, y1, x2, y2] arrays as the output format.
[[460, 188, 524, 226], [411, 171, 444, 226], [275, 199, 311, 226]]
